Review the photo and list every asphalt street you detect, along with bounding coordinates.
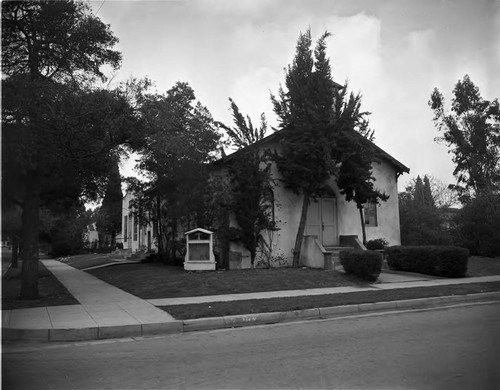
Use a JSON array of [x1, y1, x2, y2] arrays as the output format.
[[3, 302, 500, 389]]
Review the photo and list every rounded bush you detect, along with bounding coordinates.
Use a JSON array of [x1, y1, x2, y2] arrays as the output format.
[[339, 250, 383, 282], [365, 238, 389, 250]]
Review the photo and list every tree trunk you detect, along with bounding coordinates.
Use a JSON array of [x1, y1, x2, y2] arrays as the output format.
[[292, 194, 310, 268], [155, 193, 164, 255], [171, 218, 177, 262], [20, 173, 40, 299], [359, 206, 367, 245], [11, 235, 19, 269]]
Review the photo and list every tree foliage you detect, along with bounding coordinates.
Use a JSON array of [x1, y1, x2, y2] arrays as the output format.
[[429, 75, 500, 200], [2, 0, 121, 82], [218, 99, 273, 267], [453, 192, 500, 257], [95, 159, 123, 248], [132, 82, 221, 262], [271, 29, 388, 262], [399, 175, 452, 246], [2, 0, 130, 298], [217, 98, 267, 150]]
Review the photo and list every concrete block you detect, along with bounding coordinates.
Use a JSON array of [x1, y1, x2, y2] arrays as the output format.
[[183, 317, 226, 332], [254, 312, 282, 324], [357, 301, 397, 313], [3, 328, 49, 341], [142, 321, 183, 336], [49, 327, 98, 342], [279, 308, 320, 322], [98, 324, 142, 339], [319, 305, 358, 318]]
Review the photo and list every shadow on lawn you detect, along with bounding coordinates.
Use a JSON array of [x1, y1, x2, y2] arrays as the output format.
[[2, 262, 78, 310]]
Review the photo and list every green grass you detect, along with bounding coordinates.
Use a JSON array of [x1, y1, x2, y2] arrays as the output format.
[[87, 264, 370, 299], [466, 256, 500, 276], [86, 255, 500, 300], [2, 261, 79, 310], [57, 252, 127, 270], [163, 281, 500, 320]]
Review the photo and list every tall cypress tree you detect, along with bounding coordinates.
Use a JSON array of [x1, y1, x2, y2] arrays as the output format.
[[272, 29, 387, 262], [271, 30, 337, 267]]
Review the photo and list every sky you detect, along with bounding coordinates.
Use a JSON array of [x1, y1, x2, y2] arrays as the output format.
[[90, 0, 500, 191]]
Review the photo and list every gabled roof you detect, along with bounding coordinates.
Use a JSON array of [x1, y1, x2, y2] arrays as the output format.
[[185, 228, 213, 235], [216, 128, 410, 175]]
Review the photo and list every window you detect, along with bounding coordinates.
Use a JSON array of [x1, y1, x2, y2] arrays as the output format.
[[124, 216, 128, 242], [364, 202, 378, 227], [262, 188, 275, 227]]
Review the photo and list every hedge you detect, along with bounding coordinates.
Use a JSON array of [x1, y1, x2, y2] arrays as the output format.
[[339, 250, 383, 282], [385, 246, 469, 278]]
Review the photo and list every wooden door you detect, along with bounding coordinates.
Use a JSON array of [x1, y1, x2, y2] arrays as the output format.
[[306, 198, 338, 246]]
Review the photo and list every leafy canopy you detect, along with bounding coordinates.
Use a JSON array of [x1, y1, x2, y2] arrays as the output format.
[[429, 75, 500, 200]]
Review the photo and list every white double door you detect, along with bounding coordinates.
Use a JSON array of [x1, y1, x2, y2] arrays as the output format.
[[306, 198, 338, 247]]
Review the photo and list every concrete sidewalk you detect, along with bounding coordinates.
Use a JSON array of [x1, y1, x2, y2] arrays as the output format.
[[2, 260, 181, 342], [3, 260, 500, 342]]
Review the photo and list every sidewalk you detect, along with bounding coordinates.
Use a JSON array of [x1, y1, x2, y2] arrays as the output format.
[[2, 260, 182, 342], [3, 260, 500, 342]]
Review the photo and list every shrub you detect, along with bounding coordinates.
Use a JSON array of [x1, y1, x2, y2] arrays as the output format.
[[385, 246, 469, 278], [365, 238, 389, 250], [339, 250, 383, 282]]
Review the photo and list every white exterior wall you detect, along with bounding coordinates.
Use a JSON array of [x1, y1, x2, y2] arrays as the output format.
[[224, 139, 405, 269], [333, 160, 402, 246], [121, 192, 157, 253]]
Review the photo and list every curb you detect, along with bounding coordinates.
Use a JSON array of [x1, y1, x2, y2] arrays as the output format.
[[3, 291, 500, 342], [2, 321, 184, 343], [181, 291, 500, 332]]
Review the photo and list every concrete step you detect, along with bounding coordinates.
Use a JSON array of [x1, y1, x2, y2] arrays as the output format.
[[324, 246, 353, 254], [125, 251, 149, 261]]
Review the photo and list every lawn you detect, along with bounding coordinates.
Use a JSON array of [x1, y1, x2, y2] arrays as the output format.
[[87, 263, 369, 299], [86, 255, 500, 300], [163, 281, 500, 319], [2, 261, 78, 310], [57, 252, 128, 270], [466, 256, 500, 276], [3, 254, 499, 311]]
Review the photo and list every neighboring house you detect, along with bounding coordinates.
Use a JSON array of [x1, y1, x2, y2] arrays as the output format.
[[83, 222, 99, 250], [121, 191, 157, 253], [215, 130, 410, 269]]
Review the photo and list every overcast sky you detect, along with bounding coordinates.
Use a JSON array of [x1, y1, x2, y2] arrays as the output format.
[[90, 0, 499, 190]]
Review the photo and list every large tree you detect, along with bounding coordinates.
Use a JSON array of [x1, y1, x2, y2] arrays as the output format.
[[2, 0, 131, 298], [399, 175, 452, 246], [429, 75, 500, 200], [133, 82, 221, 262], [95, 159, 123, 248], [271, 29, 385, 265], [271, 30, 337, 267]]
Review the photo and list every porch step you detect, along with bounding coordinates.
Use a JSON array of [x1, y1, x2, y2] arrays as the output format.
[[324, 247, 352, 272], [324, 246, 353, 254]]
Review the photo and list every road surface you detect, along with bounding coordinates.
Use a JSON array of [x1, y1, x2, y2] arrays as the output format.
[[3, 302, 500, 389]]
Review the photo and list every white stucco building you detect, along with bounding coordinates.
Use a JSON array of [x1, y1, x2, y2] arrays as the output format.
[[120, 191, 157, 253], [217, 130, 409, 269]]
